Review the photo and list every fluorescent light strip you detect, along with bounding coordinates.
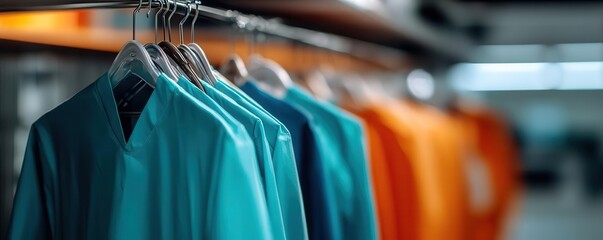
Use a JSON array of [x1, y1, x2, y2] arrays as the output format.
[[450, 62, 603, 91]]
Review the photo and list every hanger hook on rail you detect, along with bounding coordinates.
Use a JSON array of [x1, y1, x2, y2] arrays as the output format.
[[179, 0, 192, 45], [153, 0, 164, 43], [147, 0, 152, 18], [162, 0, 170, 41], [168, 0, 178, 42], [191, 0, 200, 43], [133, 0, 143, 40]]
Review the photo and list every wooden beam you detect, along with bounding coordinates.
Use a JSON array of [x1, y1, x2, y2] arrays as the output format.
[[0, 11, 412, 74]]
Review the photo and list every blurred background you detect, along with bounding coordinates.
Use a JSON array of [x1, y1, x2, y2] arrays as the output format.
[[1, 0, 603, 239]]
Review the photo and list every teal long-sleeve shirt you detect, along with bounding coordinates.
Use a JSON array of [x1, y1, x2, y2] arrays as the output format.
[[284, 86, 378, 240], [192, 80, 287, 240], [7, 74, 272, 240], [214, 80, 309, 240]]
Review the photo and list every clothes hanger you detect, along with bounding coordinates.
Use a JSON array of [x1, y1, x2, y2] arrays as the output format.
[[159, 0, 204, 90], [247, 55, 293, 99], [326, 73, 373, 107], [144, 0, 179, 81], [243, 22, 292, 98], [161, 0, 170, 41], [180, 44, 209, 81], [299, 69, 335, 101], [319, 49, 374, 105], [220, 54, 249, 85], [311, 49, 336, 101], [107, 0, 162, 120], [152, 0, 159, 43], [157, 0, 188, 78], [176, 0, 211, 82], [108, 0, 160, 88], [245, 27, 292, 98], [219, 14, 250, 86], [187, 0, 219, 85], [293, 47, 334, 100]]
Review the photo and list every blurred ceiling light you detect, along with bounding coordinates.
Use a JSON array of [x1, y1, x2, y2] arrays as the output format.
[[450, 62, 603, 91], [477, 63, 544, 72], [472, 43, 603, 63], [407, 69, 435, 100], [558, 62, 603, 90]]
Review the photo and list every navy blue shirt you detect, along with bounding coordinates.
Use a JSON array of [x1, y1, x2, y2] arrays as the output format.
[[240, 81, 332, 240]]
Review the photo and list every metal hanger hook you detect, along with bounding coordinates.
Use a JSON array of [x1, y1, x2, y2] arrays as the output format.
[[154, 0, 164, 43], [191, 0, 200, 43], [179, 0, 192, 45], [162, 0, 170, 41], [133, 0, 143, 40], [168, 0, 178, 42], [147, 0, 152, 18]]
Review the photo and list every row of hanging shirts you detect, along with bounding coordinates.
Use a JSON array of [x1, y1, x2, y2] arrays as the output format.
[[6, 0, 378, 239], [6, 0, 522, 239], [318, 72, 522, 240]]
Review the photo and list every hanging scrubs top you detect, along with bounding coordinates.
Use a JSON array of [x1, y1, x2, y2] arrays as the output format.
[[239, 81, 329, 240], [452, 103, 520, 240], [196, 80, 286, 240], [284, 86, 377, 240], [214, 80, 308, 240], [240, 81, 308, 168], [7, 74, 272, 240], [392, 100, 469, 240], [342, 101, 420, 240]]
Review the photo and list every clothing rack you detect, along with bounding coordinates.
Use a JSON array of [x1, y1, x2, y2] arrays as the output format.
[[0, 0, 406, 66]]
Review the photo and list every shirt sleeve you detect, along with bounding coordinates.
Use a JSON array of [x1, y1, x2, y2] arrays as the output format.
[[271, 130, 308, 240], [206, 129, 273, 240], [7, 125, 53, 240]]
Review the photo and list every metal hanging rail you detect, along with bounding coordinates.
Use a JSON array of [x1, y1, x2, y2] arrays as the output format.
[[0, 0, 407, 66]]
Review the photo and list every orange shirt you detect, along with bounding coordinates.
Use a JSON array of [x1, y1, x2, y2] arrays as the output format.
[[452, 102, 521, 240], [395, 101, 472, 240], [343, 99, 472, 240], [343, 102, 416, 240]]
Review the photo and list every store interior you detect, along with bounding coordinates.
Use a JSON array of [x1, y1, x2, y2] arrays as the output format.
[[1, 0, 603, 239]]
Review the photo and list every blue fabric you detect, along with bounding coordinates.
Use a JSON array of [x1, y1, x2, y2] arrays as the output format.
[[214, 80, 308, 240], [196, 80, 286, 240], [284, 86, 378, 240], [240, 82, 306, 168], [240, 81, 333, 240], [7, 74, 272, 240]]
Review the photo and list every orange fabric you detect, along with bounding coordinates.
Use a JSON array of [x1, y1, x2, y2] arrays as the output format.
[[343, 103, 416, 240], [362, 122, 401, 240], [395, 101, 472, 240], [452, 102, 521, 240], [343, 99, 472, 240]]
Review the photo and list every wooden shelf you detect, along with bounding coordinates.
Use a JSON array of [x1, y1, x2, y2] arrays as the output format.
[[0, 0, 473, 61], [0, 14, 411, 73]]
